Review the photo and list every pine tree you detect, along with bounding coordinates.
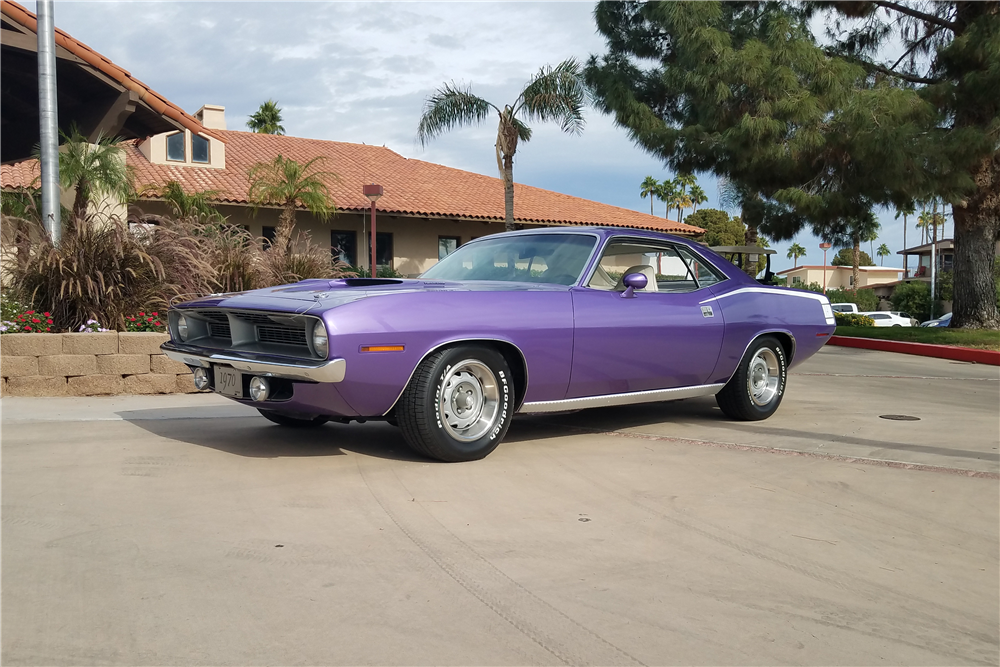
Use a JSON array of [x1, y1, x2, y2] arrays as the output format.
[[585, 1, 999, 327]]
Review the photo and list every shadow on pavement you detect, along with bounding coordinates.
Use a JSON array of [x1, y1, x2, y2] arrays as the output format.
[[117, 407, 427, 462]]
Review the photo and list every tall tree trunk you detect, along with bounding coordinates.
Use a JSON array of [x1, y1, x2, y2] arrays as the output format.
[[503, 155, 515, 233], [742, 196, 762, 277], [72, 177, 89, 222], [903, 213, 907, 276], [274, 204, 296, 257], [852, 234, 861, 294], [951, 152, 1000, 328]]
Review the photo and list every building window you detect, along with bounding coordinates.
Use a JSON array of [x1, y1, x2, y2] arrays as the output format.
[[849, 274, 854, 286], [191, 135, 209, 163], [166, 132, 185, 161], [792, 276, 802, 285], [439, 236, 460, 260], [366, 232, 393, 268], [331, 230, 357, 266], [262, 225, 276, 249]]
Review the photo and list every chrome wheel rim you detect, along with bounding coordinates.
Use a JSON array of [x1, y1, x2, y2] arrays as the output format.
[[438, 359, 500, 442], [748, 348, 780, 406]]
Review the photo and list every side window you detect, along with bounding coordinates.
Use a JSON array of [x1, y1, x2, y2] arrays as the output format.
[[191, 135, 210, 163], [588, 241, 699, 293], [166, 132, 185, 161], [675, 246, 724, 288]]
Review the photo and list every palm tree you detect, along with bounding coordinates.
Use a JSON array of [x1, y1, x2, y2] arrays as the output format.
[[864, 224, 881, 261], [417, 59, 586, 232], [689, 184, 707, 214], [58, 128, 135, 222], [828, 210, 880, 293], [247, 155, 336, 255], [894, 201, 915, 275], [656, 180, 677, 219], [158, 181, 224, 222], [640, 176, 659, 215], [877, 243, 891, 266], [916, 210, 932, 245], [673, 173, 697, 222], [787, 242, 806, 268], [247, 99, 285, 135]]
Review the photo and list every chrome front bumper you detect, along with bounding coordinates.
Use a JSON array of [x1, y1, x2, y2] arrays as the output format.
[[161, 341, 346, 383]]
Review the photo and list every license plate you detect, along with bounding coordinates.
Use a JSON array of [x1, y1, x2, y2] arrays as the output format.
[[214, 366, 242, 398]]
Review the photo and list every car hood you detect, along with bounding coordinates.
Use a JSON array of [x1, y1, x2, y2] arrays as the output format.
[[174, 278, 569, 312]]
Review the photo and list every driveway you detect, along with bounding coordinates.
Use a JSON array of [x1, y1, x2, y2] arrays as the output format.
[[2, 346, 997, 665]]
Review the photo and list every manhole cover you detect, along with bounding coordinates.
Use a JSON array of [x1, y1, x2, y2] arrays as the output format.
[[879, 414, 921, 421]]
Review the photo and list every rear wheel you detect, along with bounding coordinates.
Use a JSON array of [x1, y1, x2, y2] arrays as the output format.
[[716, 336, 787, 421], [257, 409, 330, 428], [398, 345, 514, 462]]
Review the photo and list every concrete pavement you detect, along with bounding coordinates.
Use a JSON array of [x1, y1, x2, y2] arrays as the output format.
[[2, 346, 998, 665]]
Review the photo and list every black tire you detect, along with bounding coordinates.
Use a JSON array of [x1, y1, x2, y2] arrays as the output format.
[[398, 345, 514, 462], [257, 409, 330, 428], [892, 324, 901, 327], [715, 336, 787, 421]]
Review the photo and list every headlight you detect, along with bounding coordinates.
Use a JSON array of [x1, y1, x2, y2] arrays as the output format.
[[312, 320, 329, 358], [176, 314, 189, 341]]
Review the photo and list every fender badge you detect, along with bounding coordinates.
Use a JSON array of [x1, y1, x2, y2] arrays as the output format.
[[701, 306, 714, 318]]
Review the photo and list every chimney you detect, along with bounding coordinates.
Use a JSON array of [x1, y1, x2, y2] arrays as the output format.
[[194, 104, 226, 130]]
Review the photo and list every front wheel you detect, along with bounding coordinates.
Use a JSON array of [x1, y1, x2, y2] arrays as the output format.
[[258, 409, 330, 428], [716, 336, 787, 421], [398, 345, 514, 462]]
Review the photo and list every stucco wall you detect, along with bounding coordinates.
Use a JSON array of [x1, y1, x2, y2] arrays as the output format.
[[138, 200, 509, 276], [0, 332, 197, 397]]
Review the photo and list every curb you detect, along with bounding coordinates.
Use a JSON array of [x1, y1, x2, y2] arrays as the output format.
[[828, 335, 1000, 366]]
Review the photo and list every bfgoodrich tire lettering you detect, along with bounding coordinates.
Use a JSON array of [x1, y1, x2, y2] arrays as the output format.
[[716, 335, 787, 421], [398, 345, 513, 462]]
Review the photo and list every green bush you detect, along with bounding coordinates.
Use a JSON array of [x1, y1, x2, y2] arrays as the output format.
[[834, 312, 875, 327], [891, 281, 932, 322], [825, 287, 879, 312]]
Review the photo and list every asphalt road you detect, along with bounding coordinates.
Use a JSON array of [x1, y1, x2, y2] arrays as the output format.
[[2, 346, 998, 665]]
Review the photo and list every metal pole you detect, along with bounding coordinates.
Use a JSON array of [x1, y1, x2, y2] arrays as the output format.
[[929, 203, 937, 321], [370, 200, 377, 277], [37, 0, 61, 245]]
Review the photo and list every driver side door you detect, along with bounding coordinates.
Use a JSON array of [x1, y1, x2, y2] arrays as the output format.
[[567, 240, 726, 398]]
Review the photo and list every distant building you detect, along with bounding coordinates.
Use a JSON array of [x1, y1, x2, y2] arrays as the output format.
[[777, 265, 903, 291]]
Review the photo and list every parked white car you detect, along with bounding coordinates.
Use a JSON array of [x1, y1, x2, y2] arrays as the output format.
[[860, 311, 912, 327], [830, 303, 859, 314]]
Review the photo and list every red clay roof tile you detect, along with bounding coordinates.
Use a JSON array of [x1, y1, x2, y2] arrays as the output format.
[[3, 129, 704, 235]]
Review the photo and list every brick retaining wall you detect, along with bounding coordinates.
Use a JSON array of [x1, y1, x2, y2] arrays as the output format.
[[0, 332, 198, 397]]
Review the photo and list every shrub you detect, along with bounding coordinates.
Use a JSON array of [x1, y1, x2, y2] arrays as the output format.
[[124, 311, 166, 332], [1, 308, 55, 334], [825, 287, 879, 312], [345, 265, 403, 279], [260, 230, 353, 285], [834, 312, 875, 327], [891, 281, 932, 322]]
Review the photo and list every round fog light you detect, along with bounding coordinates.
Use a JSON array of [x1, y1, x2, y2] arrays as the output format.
[[192, 367, 210, 391], [249, 376, 270, 402]]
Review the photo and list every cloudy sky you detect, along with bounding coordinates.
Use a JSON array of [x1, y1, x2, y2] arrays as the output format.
[[33, 0, 924, 272]]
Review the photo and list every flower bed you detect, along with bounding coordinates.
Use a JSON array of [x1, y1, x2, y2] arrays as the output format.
[[1, 331, 198, 397]]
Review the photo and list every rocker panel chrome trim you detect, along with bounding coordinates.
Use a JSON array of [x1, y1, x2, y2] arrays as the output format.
[[161, 343, 346, 383], [518, 383, 724, 413]]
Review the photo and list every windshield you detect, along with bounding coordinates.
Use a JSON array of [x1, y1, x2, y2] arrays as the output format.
[[420, 234, 597, 285]]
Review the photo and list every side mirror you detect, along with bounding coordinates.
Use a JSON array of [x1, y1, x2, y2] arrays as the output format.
[[621, 272, 647, 298]]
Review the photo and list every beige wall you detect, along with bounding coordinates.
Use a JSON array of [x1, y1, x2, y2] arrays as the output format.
[[138, 201, 509, 276], [783, 266, 902, 290]]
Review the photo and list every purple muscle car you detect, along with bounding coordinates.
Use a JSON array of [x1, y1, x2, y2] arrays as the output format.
[[162, 227, 836, 461]]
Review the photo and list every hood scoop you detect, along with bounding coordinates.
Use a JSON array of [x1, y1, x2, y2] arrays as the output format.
[[331, 278, 405, 288]]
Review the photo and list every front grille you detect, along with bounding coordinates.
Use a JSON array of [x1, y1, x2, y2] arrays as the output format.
[[257, 325, 307, 347], [183, 308, 317, 359], [208, 321, 232, 340]]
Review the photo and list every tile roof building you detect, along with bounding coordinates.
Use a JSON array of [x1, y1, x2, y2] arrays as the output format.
[[1, 0, 702, 276], [0, 0, 212, 163]]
